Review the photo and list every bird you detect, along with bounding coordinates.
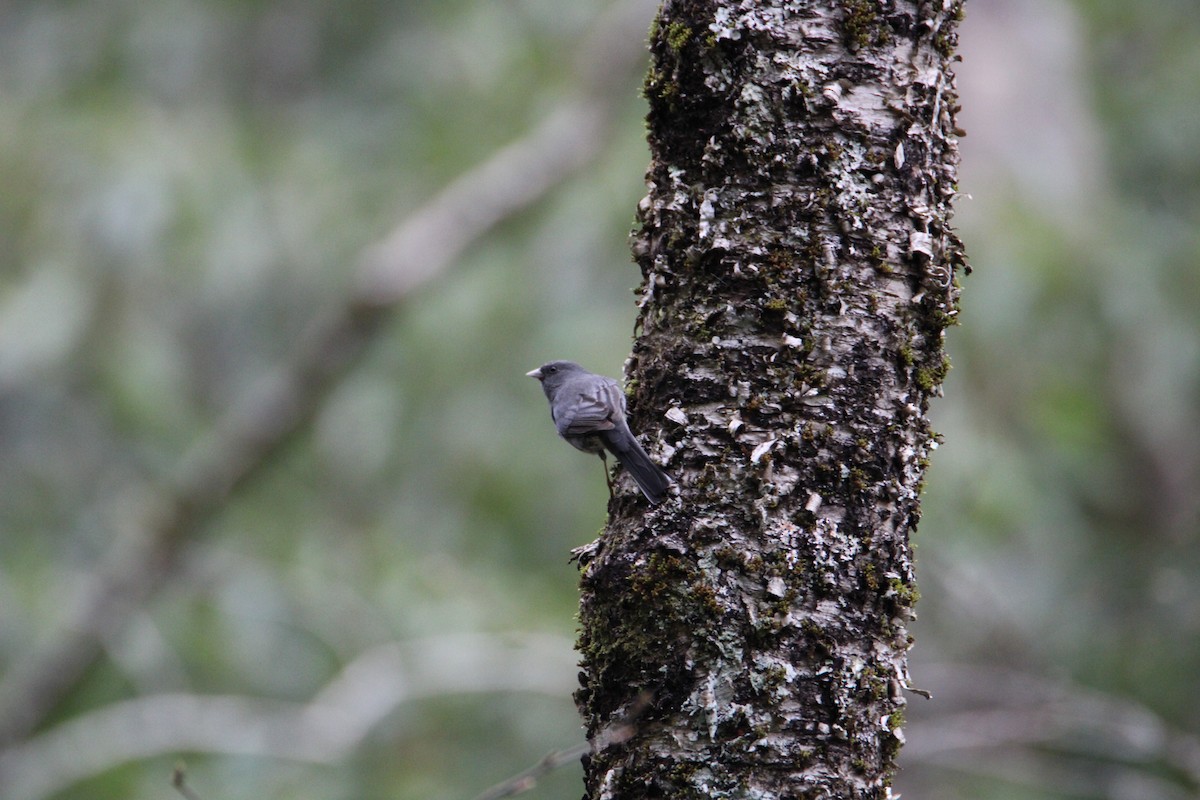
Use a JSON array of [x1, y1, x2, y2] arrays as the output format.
[[526, 361, 672, 504]]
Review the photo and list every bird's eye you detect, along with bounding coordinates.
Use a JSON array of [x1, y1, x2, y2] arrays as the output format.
[[546, 366, 556, 373]]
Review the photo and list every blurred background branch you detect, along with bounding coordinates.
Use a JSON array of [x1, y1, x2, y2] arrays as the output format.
[[0, 633, 576, 800], [905, 665, 1200, 795], [0, 0, 657, 751]]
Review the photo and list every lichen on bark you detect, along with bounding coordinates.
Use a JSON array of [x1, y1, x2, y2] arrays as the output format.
[[576, 1, 966, 799]]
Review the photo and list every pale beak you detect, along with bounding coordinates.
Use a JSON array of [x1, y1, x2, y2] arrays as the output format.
[[525, 368, 543, 380]]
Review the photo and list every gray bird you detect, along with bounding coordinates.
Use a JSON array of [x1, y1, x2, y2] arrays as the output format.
[[527, 361, 671, 504]]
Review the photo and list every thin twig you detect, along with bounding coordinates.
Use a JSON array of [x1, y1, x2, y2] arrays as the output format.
[[471, 742, 592, 800], [170, 762, 203, 800], [469, 692, 650, 800], [0, 0, 656, 749]]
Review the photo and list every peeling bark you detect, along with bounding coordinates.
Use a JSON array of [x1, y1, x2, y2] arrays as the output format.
[[575, 1, 966, 798]]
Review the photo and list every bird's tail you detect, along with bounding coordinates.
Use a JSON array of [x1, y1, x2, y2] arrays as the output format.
[[605, 428, 672, 504]]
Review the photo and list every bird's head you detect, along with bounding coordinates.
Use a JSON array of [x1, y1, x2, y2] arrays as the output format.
[[526, 360, 584, 391]]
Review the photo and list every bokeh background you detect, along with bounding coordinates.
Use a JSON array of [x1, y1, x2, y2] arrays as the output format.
[[1, 0, 1197, 798]]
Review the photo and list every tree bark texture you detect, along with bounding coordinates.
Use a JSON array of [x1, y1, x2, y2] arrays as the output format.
[[575, 1, 966, 798]]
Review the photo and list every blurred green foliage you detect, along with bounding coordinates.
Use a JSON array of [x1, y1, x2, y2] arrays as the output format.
[[0, 1, 1197, 799]]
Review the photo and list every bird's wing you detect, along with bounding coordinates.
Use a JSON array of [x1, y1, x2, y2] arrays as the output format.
[[555, 377, 623, 437]]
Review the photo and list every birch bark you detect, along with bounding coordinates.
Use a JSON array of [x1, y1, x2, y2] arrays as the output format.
[[576, 1, 967, 798]]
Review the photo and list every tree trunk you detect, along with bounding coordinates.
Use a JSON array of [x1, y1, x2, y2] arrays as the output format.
[[575, 1, 966, 798]]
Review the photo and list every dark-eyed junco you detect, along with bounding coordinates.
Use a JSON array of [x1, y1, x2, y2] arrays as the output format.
[[527, 361, 671, 504]]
